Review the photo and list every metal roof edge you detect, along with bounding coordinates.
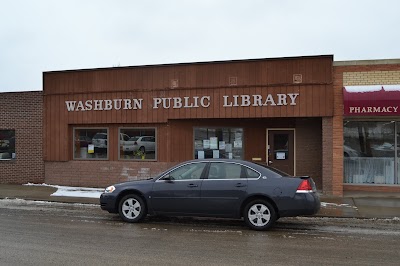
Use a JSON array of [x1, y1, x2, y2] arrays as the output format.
[[43, 54, 334, 74], [334, 58, 400, 66]]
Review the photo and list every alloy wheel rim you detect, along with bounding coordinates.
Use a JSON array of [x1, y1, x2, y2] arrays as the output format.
[[122, 198, 141, 219], [248, 203, 271, 227]]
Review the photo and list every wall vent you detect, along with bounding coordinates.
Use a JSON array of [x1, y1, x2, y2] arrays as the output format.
[[229, 76, 238, 86], [293, 74, 302, 84], [171, 79, 179, 88]]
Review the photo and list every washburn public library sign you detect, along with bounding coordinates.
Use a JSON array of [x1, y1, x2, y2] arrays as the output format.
[[65, 93, 300, 111]]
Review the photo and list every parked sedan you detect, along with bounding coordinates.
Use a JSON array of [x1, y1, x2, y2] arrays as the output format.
[[100, 159, 320, 230], [122, 136, 155, 154]]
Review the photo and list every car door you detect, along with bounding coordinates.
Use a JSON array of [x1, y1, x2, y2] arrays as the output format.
[[148, 137, 155, 152], [199, 162, 248, 217], [151, 162, 207, 215], [142, 136, 155, 152]]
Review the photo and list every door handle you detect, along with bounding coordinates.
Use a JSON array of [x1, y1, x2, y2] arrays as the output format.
[[187, 184, 198, 188], [235, 183, 247, 188]]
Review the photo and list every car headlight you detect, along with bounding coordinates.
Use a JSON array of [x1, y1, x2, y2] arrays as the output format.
[[104, 185, 115, 193]]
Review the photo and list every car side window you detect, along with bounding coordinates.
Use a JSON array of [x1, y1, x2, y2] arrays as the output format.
[[207, 162, 244, 179], [163, 163, 207, 181], [245, 167, 260, 179]]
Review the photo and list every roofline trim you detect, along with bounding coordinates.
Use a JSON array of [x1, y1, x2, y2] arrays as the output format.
[[334, 58, 400, 66], [43, 54, 333, 74]]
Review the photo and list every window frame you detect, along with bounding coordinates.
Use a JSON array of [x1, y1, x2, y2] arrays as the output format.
[[156, 161, 208, 182], [118, 127, 157, 161], [343, 119, 400, 185], [193, 127, 245, 160], [0, 129, 16, 161], [207, 162, 245, 180], [204, 161, 261, 180], [73, 127, 109, 160]]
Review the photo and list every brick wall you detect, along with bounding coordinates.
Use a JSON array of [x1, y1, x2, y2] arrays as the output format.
[[333, 59, 400, 194], [295, 118, 323, 190], [45, 161, 176, 188], [0, 91, 44, 184], [322, 117, 334, 194], [343, 70, 400, 85]]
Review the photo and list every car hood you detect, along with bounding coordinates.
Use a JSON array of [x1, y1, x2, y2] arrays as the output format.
[[113, 178, 155, 188]]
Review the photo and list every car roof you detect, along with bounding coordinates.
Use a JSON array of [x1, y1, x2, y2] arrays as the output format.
[[177, 159, 287, 174]]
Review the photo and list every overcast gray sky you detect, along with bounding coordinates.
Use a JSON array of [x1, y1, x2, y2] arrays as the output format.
[[1, 0, 399, 92]]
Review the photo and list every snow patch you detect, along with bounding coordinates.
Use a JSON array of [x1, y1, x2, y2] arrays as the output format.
[[344, 85, 382, 93], [382, 85, 400, 91], [0, 198, 98, 207], [321, 202, 358, 209], [24, 183, 103, 198]]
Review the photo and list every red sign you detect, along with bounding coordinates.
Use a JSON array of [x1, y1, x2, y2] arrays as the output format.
[[343, 85, 400, 116]]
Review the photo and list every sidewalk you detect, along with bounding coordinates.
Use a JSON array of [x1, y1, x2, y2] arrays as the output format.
[[0, 184, 99, 205], [0, 184, 399, 219], [316, 191, 400, 218]]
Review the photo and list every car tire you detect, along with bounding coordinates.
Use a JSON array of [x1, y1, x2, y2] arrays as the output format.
[[118, 194, 147, 223], [244, 199, 276, 231], [139, 146, 145, 153]]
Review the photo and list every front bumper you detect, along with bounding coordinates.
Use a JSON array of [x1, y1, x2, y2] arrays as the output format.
[[100, 193, 118, 213]]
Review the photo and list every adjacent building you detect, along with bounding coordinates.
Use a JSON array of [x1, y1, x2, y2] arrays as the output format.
[[334, 59, 400, 193], [0, 91, 44, 184]]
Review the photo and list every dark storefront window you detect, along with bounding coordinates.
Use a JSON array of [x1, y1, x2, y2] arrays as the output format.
[[344, 121, 398, 184], [194, 128, 243, 159], [0, 130, 15, 160], [119, 128, 156, 160], [74, 128, 108, 159]]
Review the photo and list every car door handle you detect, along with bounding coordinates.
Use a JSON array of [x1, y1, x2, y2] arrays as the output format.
[[187, 184, 198, 188], [235, 183, 247, 188]]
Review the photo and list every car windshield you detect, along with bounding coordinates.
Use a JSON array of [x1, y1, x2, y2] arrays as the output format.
[[254, 162, 290, 177]]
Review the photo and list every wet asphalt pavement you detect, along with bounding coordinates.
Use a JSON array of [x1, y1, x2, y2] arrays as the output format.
[[1, 199, 400, 266]]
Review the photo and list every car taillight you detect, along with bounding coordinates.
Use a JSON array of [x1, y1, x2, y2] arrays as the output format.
[[296, 179, 313, 193]]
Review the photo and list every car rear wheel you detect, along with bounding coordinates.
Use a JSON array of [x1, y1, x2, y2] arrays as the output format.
[[118, 194, 147, 223], [139, 146, 146, 153], [244, 200, 276, 230]]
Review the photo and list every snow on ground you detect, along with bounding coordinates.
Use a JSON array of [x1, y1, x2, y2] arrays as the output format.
[[0, 198, 99, 208], [50, 186, 103, 198], [24, 183, 103, 198], [321, 202, 358, 209]]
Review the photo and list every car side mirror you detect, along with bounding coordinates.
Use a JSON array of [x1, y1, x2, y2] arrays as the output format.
[[162, 175, 174, 183]]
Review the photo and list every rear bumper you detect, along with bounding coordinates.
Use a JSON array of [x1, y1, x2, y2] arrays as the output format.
[[100, 193, 118, 213], [279, 192, 321, 217]]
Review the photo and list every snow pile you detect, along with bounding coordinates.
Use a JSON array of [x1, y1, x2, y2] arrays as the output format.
[[24, 183, 103, 198], [51, 186, 103, 198]]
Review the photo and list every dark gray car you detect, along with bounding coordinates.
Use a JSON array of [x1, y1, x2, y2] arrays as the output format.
[[100, 159, 320, 230]]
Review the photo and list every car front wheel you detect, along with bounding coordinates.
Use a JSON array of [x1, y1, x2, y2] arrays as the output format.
[[244, 200, 276, 230], [118, 194, 147, 223]]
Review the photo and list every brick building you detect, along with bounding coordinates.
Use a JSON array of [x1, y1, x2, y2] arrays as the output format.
[[0, 91, 44, 184], [333, 59, 400, 194]]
